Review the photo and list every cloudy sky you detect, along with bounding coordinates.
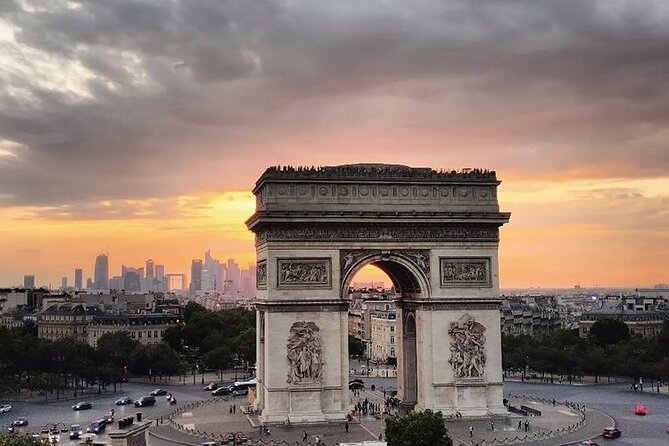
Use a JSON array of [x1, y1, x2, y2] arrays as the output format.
[[0, 0, 667, 288]]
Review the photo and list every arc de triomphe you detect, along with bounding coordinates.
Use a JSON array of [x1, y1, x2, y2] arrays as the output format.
[[245, 164, 510, 424]]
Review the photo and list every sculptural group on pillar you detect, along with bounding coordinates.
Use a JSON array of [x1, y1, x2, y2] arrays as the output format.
[[448, 315, 487, 379], [286, 321, 324, 384]]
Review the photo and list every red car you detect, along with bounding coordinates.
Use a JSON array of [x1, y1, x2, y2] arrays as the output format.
[[633, 403, 647, 415], [602, 427, 621, 438]]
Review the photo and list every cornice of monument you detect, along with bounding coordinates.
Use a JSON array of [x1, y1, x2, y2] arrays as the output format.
[[253, 163, 499, 192]]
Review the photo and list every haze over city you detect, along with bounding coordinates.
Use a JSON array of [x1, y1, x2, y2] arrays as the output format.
[[1, 1, 667, 288]]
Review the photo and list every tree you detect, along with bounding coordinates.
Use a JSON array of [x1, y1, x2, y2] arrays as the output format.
[[385, 409, 453, 446], [0, 433, 42, 446], [348, 335, 365, 358], [203, 346, 232, 377], [589, 318, 630, 346]]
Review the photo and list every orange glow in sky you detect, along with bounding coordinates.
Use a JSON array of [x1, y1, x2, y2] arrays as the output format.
[[1, 176, 666, 288]]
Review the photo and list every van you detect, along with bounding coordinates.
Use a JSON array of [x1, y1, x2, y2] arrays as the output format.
[[231, 379, 257, 396]]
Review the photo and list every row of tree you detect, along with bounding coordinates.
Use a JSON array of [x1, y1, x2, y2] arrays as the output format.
[[0, 303, 256, 396], [503, 319, 669, 384]]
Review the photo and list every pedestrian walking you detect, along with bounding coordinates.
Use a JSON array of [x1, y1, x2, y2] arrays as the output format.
[[491, 421, 495, 431], [315, 435, 321, 445], [469, 426, 474, 437], [518, 420, 522, 429], [345, 421, 349, 433], [378, 433, 383, 441], [302, 430, 307, 442], [524, 420, 529, 432]]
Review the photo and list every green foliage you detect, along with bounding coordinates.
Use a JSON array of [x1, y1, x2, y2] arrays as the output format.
[[385, 409, 453, 446], [503, 323, 668, 383], [0, 433, 43, 446], [589, 318, 630, 346], [0, 305, 256, 397], [348, 335, 365, 358]]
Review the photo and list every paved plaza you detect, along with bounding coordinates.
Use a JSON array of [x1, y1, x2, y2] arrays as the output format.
[[153, 389, 610, 446]]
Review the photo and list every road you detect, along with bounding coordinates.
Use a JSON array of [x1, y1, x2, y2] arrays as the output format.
[[504, 381, 669, 446], [0, 381, 211, 445], [4, 377, 669, 446]]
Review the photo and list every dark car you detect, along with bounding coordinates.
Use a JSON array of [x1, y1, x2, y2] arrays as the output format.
[[115, 397, 133, 406], [349, 381, 364, 390], [204, 383, 220, 391], [350, 378, 364, 385], [87, 420, 106, 434], [212, 386, 233, 396], [11, 417, 28, 427], [69, 425, 83, 440], [72, 401, 93, 411], [603, 427, 621, 439], [150, 389, 167, 396], [134, 396, 156, 407]]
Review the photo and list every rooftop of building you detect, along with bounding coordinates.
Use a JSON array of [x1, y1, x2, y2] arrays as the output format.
[[255, 164, 498, 187]]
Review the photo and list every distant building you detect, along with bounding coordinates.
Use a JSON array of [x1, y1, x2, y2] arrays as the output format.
[[86, 278, 93, 289], [38, 303, 102, 342], [94, 254, 109, 290], [61, 277, 68, 289], [155, 265, 165, 281], [88, 313, 180, 347], [122, 268, 141, 292], [190, 259, 203, 295], [369, 310, 396, 361], [500, 295, 561, 336], [74, 269, 83, 290], [23, 275, 35, 289], [0, 289, 29, 314], [145, 259, 154, 279], [579, 293, 669, 338]]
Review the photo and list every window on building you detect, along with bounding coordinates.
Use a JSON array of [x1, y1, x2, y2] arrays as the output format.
[[138, 331, 142, 338], [131, 331, 136, 338], [154, 330, 158, 337], [390, 335, 395, 344], [390, 326, 394, 332], [148, 331, 152, 338]]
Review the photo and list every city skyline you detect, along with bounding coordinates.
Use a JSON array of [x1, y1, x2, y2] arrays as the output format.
[[1, 2, 667, 288]]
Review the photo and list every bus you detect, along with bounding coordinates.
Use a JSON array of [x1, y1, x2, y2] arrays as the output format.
[[231, 379, 257, 396]]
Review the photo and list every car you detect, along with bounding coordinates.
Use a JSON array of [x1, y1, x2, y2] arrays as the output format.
[[579, 441, 600, 446], [87, 420, 107, 435], [350, 378, 364, 384], [602, 427, 621, 439], [134, 396, 156, 407], [115, 397, 133, 406], [150, 389, 167, 396], [633, 403, 647, 415], [201, 442, 218, 446], [69, 425, 83, 440], [204, 382, 221, 391], [73, 401, 93, 411], [48, 431, 60, 443], [212, 386, 233, 396], [349, 381, 364, 390], [11, 417, 28, 427], [6, 426, 14, 433], [0, 404, 11, 414]]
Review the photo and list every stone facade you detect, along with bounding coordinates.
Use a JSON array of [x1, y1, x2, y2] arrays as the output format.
[[246, 164, 510, 423]]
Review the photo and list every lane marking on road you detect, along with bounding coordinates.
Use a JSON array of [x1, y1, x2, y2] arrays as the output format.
[[558, 410, 578, 417], [358, 420, 379, 440]]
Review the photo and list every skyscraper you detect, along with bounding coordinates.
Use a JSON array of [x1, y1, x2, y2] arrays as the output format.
[[61, 276, 67, 289], [145, 259, 154, 279], [74, 268, 83, 290], [155, 265, 165, 281], [23, 275, 35, 289], [190, 259, 203, 295], [94, 254, 109, 290]]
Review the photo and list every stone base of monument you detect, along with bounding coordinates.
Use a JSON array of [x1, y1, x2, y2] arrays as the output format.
[[108, 420, 152, 446]]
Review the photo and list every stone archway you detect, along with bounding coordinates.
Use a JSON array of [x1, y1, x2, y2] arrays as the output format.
[[246, 164, 510, 424]]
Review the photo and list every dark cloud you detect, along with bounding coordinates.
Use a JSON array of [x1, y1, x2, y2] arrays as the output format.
[[1, 0, 668, 207]]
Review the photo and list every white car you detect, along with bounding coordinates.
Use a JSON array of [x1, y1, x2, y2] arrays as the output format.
[[0, 404, 11, 414]]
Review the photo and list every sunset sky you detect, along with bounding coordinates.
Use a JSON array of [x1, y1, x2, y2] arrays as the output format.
[[0, 1, 667, 288]]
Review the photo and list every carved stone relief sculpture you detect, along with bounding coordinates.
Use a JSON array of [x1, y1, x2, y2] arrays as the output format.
[[440, 257, 491, 287], [448, 315, 486, 379], [286, 321, 324, 385], [256, 261, 267, 288], [277, 258, 331, 289]]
